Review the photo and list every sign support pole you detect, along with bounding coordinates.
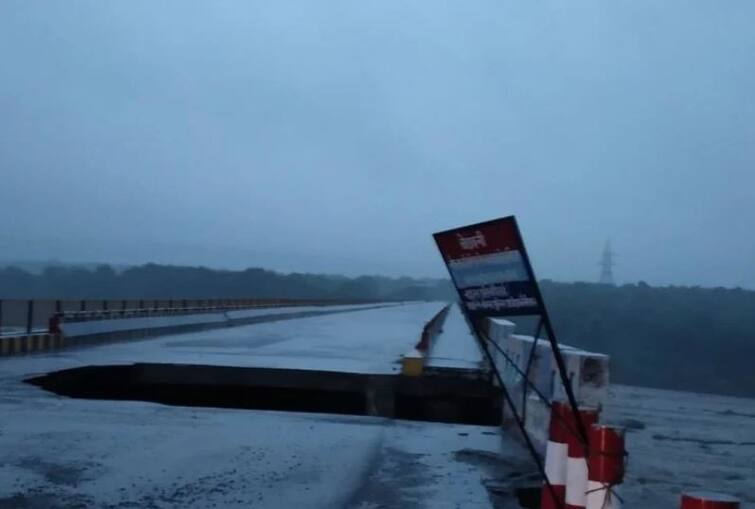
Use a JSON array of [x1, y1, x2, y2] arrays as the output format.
[[521, 317, 543, 423], [433, 216, 590, 448], [510, 219, 589, 446]]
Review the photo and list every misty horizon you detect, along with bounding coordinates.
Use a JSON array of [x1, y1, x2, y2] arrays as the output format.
[[3, 256, 753, 292]]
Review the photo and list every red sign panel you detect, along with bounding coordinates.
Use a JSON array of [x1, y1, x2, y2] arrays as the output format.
[[433, 216, 543, 317]]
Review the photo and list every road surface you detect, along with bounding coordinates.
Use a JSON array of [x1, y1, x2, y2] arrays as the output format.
[[0, 302, 533, 508]]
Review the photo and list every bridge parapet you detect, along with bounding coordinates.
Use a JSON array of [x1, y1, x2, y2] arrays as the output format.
[[0, 297, 381, 336], [484, 317, 610, 452], [0, 298, 391, 356]]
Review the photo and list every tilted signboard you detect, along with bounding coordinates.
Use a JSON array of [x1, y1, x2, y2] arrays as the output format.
[[434, 215, 593, 461], [433, 216, 543, 318]]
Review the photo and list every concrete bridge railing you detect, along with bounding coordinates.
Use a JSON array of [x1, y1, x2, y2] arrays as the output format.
[[0, 298, 394, 357], [0, 298, 381, 337], [483, 317, 610, 452]]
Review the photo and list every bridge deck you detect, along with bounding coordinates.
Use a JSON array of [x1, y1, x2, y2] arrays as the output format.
[[427, 305, 484, 371], [0, 303, 530, 508], [1, 303, 441, 378]]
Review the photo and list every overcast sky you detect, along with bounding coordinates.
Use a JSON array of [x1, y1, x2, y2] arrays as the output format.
[[1, 1, 753, 287]]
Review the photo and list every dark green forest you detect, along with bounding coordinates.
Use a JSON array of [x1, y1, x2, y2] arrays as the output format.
[[0, 263, 455, 301], [539, 280, 755, 398], [1, 264, 753, 397]]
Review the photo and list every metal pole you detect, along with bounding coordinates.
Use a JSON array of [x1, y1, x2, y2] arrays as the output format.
[[26, 300, 34, 334], [473, 312, 566, 509], [510, 218, 589, 446], [521, 318, 544, 422]]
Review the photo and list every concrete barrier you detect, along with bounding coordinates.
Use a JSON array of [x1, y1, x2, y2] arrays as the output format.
[[0, 303, 398, 356], [0, 333, 64, 356], [485, 317, 610, 452], [60, 313, 228, 337], [400, 305, 452, 376], [24, 303, 398, 351]]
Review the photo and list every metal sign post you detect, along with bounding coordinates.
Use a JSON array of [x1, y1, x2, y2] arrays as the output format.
[[433, 216, 588, 444]]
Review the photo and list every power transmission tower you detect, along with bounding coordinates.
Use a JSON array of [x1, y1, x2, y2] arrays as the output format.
[[599, 240, 615, 285]]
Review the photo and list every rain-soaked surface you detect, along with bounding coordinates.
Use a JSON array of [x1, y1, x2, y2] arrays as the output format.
[[0, 303, 446, 381], [0, 303, 532, 508], [4, 379, 752, 508], [0, 371, 532, 508], [1, 303, 753, 508], [604, 384, 755, 509]]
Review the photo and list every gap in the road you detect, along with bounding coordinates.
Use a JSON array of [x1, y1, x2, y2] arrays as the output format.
[[515, 487, 541, 508], [484, 478, 542, 509], [26, 363, 502, 426]]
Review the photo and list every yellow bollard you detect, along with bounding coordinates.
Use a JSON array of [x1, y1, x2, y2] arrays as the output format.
[[401, 350, 425, 377]]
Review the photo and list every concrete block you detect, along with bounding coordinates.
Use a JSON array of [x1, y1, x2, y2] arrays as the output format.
[[552, 350, 609, 409], [524, 394, 552, 453]]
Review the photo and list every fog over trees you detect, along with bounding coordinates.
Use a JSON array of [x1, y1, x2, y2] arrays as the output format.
[[539, 281, 755, 398], [0, 263, 456, 302], [1, 263, 753, 398]]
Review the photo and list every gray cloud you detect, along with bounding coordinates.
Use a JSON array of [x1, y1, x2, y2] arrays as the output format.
[[1, 1, 753, 287]]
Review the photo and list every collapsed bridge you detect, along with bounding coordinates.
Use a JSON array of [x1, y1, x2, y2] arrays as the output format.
[[0, 298, 609, 508]]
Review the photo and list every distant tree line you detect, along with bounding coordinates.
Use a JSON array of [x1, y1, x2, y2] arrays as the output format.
[[539, 280, 755, 398], [0, 263, 456, 302], [1, 264, 752, 397]]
